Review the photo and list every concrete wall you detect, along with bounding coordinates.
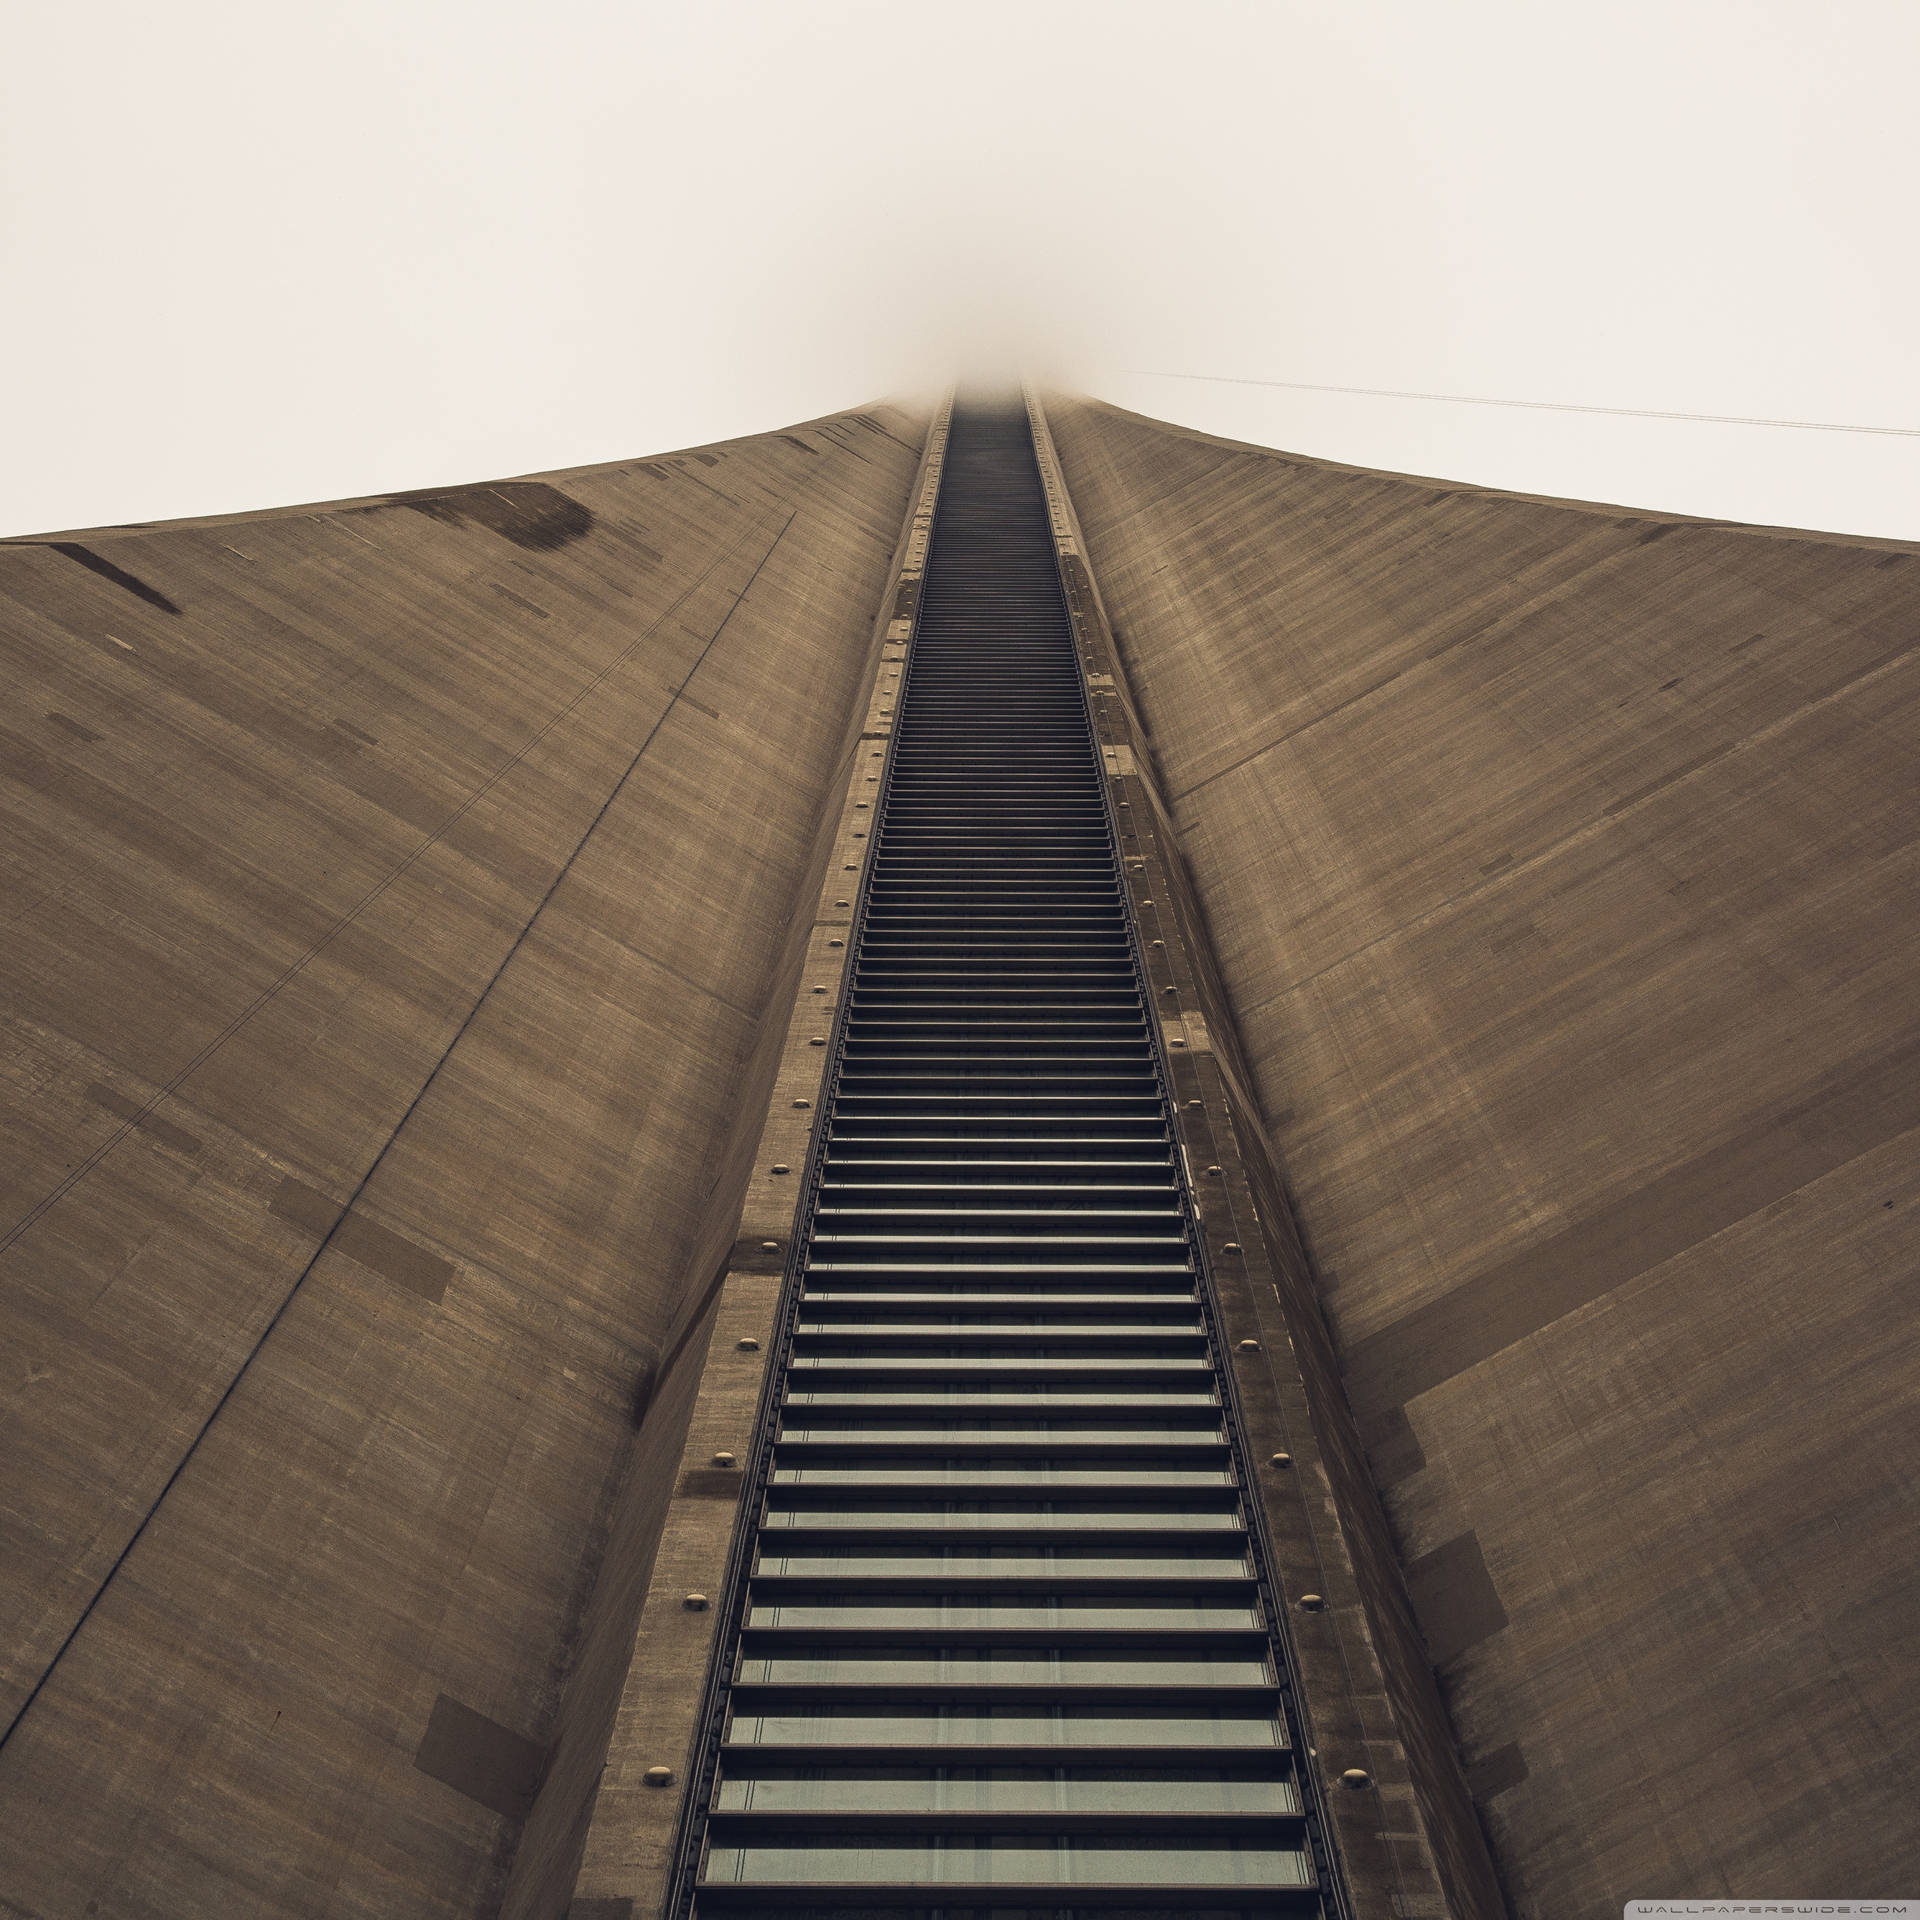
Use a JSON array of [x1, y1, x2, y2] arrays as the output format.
[[0, 405, 926, 1917], [1046, 396, 1920, 1917]]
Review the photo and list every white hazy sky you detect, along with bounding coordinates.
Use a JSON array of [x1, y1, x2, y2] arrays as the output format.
[[4, 0, 1917, 540]]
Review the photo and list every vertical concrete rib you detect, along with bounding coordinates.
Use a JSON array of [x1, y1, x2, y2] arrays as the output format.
[[540, 402, 956, 1920], [666, 396, 1341, 1915]]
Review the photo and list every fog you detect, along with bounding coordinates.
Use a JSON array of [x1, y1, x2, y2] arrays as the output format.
[[4, 0, 1917, 539]]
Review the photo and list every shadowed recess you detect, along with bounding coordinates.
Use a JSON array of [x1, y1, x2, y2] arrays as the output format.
[[47, 542, 182, 614], [393, 480, 597, 551], [414, 1693, 550, 1821]]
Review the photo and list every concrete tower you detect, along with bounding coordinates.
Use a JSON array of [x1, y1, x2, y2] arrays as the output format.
[[0, 391, 1914, 1919]]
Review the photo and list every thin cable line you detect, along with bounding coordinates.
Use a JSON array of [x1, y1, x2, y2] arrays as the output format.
[[0, 511, 798, 1756], [1128, 369, 1920, 439]]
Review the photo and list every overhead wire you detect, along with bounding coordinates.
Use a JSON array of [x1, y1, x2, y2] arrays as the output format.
[[1128, 369, 1920, 439]]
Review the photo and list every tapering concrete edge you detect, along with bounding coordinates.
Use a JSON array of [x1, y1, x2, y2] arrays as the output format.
[[1068, 392, 1920, 554], [522, 395, 956, 1920], [0, 393, 939, 545], [1025, 385, 1511, 1920]]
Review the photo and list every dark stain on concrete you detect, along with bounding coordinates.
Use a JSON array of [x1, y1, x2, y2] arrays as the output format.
[[676, 1469, 746, 1498], [1406, 1532, 1509, 1666], [269, 1175, 454, 1302], [48, 542, 182, 615], [414, 1692, 549, 1821], [395, 481, 595, 551], [1467, 1741, 1529, 1802], [1359, 1406, 1425, 1486], [269, 1174, 340, 1238], [84, 1084, 202, 1157], [333, 1213, 455, 1304]]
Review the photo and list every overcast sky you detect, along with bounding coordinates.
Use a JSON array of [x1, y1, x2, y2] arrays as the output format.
[[4, 0, 1916, 540]]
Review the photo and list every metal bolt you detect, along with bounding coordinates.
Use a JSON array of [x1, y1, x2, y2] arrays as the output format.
[[1162, 985, 1177, 995], [1238, 1338, 1260, 1351], [1206, 1165, 1223, 1176], [834, 900, 850, 908], [1270, 1452, 1293, 1468], [792, 1099, 811, 1109], [736, 1337, 759, 1352], [811, 985, 827, 994], [772, 1163, 791, 1173], [712, 1452, 736, 1468], [1151, 940, 1164, 948], [829, 938, 845, 947], [1341, 1768, 1372, 1790], [1223, 1241, 1241, 1252], [683, 1592, 708, 1610], [1299, 1593, 1326, 1611], [1184, 1099, 1200, 1108], [645, 1765, 674, 1787], [760, 1240, 780, 1251], [808, 1037, 826, 1047]]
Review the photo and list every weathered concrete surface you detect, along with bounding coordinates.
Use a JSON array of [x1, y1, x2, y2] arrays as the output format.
[[511, 398, 951, 1920], [0, 404, 927, 1916], [1046, 396, 1920, 1918], [1030, 393, 1497, 1920]]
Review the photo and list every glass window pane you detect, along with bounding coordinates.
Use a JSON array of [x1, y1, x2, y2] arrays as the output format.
[[770, 1463, 1234, 1486], [783, 1359, 1205, 1374], [752, 1546, 1250, 1578], [725, 1705, 1285, 1748], [778, 1426, 1226, 1449], [783, 1389, 1220, 1407], [713, 1767, 1301, 1816], [738, 1649, 1271, 1685], [762, 1501, 1241, 1532], [744, 1597, 1262, 1633], [703, 1834, 1312, 1887]]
